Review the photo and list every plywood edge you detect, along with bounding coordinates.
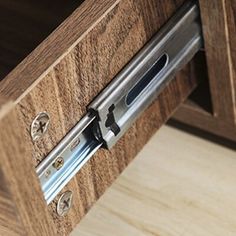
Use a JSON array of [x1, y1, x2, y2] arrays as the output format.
[[0, 0, 120, 104]]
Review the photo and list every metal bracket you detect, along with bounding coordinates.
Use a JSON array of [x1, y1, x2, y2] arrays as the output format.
[[88, 0, 202, 148], [36, 0, 202, 204], [36, 114, 102, 204]]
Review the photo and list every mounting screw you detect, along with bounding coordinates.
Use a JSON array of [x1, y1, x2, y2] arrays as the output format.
[[53, 157, 64, 170], [31, 112, 50, 141], [57, 191, 73, 216]]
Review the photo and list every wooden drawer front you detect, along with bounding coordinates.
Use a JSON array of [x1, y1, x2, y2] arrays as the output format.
[[0, 0, 200, 235]]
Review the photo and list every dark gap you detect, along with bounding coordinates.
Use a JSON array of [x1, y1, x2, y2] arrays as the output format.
[[126, 53, 168, 106], [187, 51, 213, 114], [0, 0, 84, 80]]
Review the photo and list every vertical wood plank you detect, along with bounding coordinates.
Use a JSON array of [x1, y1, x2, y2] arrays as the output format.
[[199, 0, 236, 123], [225, 0, 236, 119]]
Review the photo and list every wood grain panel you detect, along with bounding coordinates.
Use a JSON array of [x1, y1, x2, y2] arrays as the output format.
[[173, 102, 236, 142], [0, 110, 57, 236], [174, 1, 236, 142], [199, 0, 236, 124], [0, 169, 25, 236]]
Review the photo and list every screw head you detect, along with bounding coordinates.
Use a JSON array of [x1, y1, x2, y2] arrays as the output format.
[[31, 112, 50, 141], [53, 157, 64, 170], [57, 191, 73, 216]]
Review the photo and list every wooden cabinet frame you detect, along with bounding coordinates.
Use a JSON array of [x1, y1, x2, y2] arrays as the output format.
[[173, 0, 236, 141], [0, 0, 235, 235]]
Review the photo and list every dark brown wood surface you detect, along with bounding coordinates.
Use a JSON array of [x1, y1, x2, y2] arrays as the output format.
[[174, 0, 236, 141], [173, 102, 236, 142], [0, 0, 201, 235], [225, 0, 236, 114], [199, 0, 236, 123]]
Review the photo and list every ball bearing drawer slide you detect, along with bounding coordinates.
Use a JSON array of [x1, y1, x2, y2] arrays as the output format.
[[36, 0, 202, 204]]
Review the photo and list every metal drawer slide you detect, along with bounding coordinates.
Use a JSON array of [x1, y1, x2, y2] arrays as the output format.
[[36, 0, 202, 204]]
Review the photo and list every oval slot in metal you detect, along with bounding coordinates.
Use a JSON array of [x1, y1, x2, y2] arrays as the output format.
[[126, 53, 169, 106]]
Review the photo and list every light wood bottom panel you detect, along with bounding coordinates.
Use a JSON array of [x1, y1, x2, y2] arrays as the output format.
[[71, 125, 236, 236]]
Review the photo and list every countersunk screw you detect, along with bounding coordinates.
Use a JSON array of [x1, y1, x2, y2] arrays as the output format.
[[57, 191, 73, 216], [53, 157, 64, 170], [31, 112, 50, 141]]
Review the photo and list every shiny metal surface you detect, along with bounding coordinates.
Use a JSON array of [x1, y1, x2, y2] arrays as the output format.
[[31, 112, 50, 141], [57, 191, 73, 216], [89, 0, 202, 149], [36, 113, 102, 204]]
